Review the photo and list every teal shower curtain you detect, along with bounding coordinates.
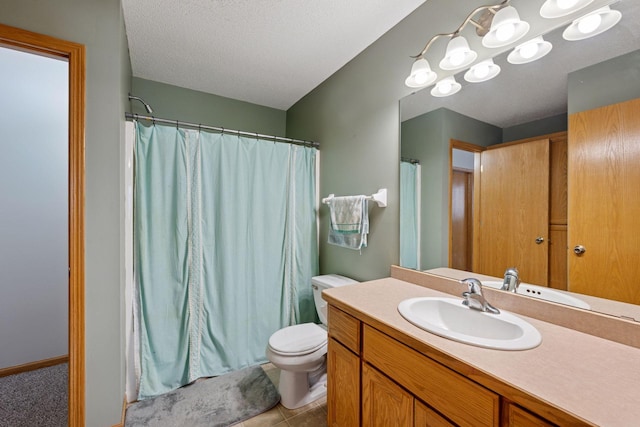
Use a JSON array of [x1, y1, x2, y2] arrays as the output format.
[[400, 161, 420, 270], [134, 122, 318, 399]]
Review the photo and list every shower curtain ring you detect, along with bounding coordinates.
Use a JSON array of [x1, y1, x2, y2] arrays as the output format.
[[176, 120, 179, 129]]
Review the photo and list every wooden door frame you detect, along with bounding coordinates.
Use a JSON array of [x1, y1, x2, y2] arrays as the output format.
[[448, 140, 484, 269], [0, 24, 85, 426]]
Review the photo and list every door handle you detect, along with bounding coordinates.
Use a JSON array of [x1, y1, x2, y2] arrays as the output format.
[[535, 237, 544, 244], [573, 245, 586, 255]]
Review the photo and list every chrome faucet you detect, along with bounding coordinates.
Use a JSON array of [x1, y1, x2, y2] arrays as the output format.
[[501, 267, 520, 293], [461, 278, 500, 314]]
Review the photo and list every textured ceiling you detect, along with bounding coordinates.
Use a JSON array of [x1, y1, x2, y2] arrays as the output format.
[[123, 0, 639, 125], [123, 0, 427, 110]]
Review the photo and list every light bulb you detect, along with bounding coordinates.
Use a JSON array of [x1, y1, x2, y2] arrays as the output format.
[[449, 51, 465, 67], [438, 81, 452, 94], [496, 23, 516, 42], [414, 71, 429, 85], [557, 0, 578, 10], [578, 13, 602, 34], [474, 64, 489, 79], [519, 42, 539, 59]]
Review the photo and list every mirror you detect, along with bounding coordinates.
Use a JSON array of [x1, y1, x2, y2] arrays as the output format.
[[399, 0, 640, 320]]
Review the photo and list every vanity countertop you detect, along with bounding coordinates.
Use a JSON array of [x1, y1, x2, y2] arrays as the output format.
[[323, 277, 640, 427]]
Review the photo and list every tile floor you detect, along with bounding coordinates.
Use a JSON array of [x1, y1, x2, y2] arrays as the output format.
[[231, 363, 327, 427]]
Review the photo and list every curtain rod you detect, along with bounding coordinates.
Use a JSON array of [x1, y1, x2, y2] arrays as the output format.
[[401, 157, 420, 164], [125, 112, 319, 149]]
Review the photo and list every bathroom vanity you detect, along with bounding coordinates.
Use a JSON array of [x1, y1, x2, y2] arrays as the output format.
[[323, 267, 640, 426]]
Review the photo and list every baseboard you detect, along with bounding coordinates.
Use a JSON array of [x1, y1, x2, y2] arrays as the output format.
[[111, 395, 128, 427], [0, 355, 69, 378]]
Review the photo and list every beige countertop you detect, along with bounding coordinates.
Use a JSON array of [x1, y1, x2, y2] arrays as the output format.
[[323, 277, 640, 427]]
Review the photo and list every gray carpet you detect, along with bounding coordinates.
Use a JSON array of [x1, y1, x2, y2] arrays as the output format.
[[125, 365, 280, 427], [0, 363, 68, 427]]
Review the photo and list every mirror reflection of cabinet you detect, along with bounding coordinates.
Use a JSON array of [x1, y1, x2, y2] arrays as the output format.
[[568, 97, 640, 305]]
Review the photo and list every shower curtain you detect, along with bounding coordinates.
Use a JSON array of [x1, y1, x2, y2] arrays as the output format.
[[133, 122, 318, 399], [400, 161, 420, 270]]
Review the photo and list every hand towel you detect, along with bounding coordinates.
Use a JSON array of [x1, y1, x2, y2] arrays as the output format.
[[327, 195, 369, 250]]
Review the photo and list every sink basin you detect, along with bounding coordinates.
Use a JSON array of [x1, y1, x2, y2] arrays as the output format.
[[398, 297, 541, 350], [481, 281, 590, 309]]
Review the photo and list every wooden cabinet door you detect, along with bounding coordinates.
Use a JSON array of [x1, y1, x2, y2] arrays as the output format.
[[415, 400, 454, 427], [476, 140, 550, 285], [568, 98, 640, 305], [362, 363, 413, 427], [327, 338, 360, 427], [503, 403, 554, 427]]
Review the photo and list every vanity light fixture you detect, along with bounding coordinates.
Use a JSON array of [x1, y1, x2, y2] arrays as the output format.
[[405, 58, 438, 88], [464, 59, 501, 83], [439, 36, 478, 70], [431, 76, 461, 97], [405, 0, 512, 92], [404, 0, 622, 98], [482, 6, 530, 48], [562, 6, 622, 40], [540, 0, 594, 18], [507, 36, 553, 64]]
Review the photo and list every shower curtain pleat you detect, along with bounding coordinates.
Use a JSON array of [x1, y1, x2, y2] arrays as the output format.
[[134, 122, 318, 399]]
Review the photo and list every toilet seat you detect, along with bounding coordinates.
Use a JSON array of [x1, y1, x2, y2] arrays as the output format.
[[268, 323, 327, 356]]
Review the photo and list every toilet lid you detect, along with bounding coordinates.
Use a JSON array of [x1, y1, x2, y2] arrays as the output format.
[[269, 323, 327, 355]]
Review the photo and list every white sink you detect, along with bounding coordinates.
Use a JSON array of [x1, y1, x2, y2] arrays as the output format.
[[398, 297, 541, 350], [481, 281, 590, 309]]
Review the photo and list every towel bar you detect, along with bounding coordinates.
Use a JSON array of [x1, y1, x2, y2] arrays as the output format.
[[322, 188, 387, 208]]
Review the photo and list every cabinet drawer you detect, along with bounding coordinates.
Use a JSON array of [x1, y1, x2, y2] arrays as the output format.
[[363, 326, 499, 427], [328, 305, 361, 353]]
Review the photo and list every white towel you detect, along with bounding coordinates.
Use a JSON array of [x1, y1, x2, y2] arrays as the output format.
[[327, 195, 369, 250]]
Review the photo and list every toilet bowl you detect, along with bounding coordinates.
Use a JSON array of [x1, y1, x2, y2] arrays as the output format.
[[266, 274, 358, 409]]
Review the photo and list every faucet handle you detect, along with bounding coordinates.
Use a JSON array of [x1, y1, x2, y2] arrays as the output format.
[[502, 267, 521, 292], [461, 277, 500, 314], [461, 277, 483, 295], [504, 267, 519, 277]]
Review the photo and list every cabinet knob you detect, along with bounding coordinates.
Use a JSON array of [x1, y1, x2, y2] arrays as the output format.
[[535, 237, 544, 244], [573, 245, 586, 255]]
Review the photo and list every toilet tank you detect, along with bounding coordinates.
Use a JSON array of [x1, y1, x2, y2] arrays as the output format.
[[312, 274, 358, 325]]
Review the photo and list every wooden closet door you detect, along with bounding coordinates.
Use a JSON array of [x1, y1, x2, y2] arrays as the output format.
[[476, 140, 550, 285], [568, 98, 640, 305]]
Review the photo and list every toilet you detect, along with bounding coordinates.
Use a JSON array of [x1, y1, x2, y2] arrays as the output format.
[[266, 274, 358, 409]]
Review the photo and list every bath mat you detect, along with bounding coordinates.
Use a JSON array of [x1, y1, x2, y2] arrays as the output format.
[[124, 366, 280, 427]]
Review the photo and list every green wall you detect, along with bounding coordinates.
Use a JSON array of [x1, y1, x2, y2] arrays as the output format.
[[131, 77, 287, 135], [502, 113, 567, 142], [401, 108, 501, 269], [286, 42, 403, 281], [2, 1, 130, 425], [568, 49, 640, 114]]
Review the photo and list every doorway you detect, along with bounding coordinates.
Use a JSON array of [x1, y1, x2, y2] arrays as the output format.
[[0, 24, 85, 426], [448, 140, 482, 272]]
